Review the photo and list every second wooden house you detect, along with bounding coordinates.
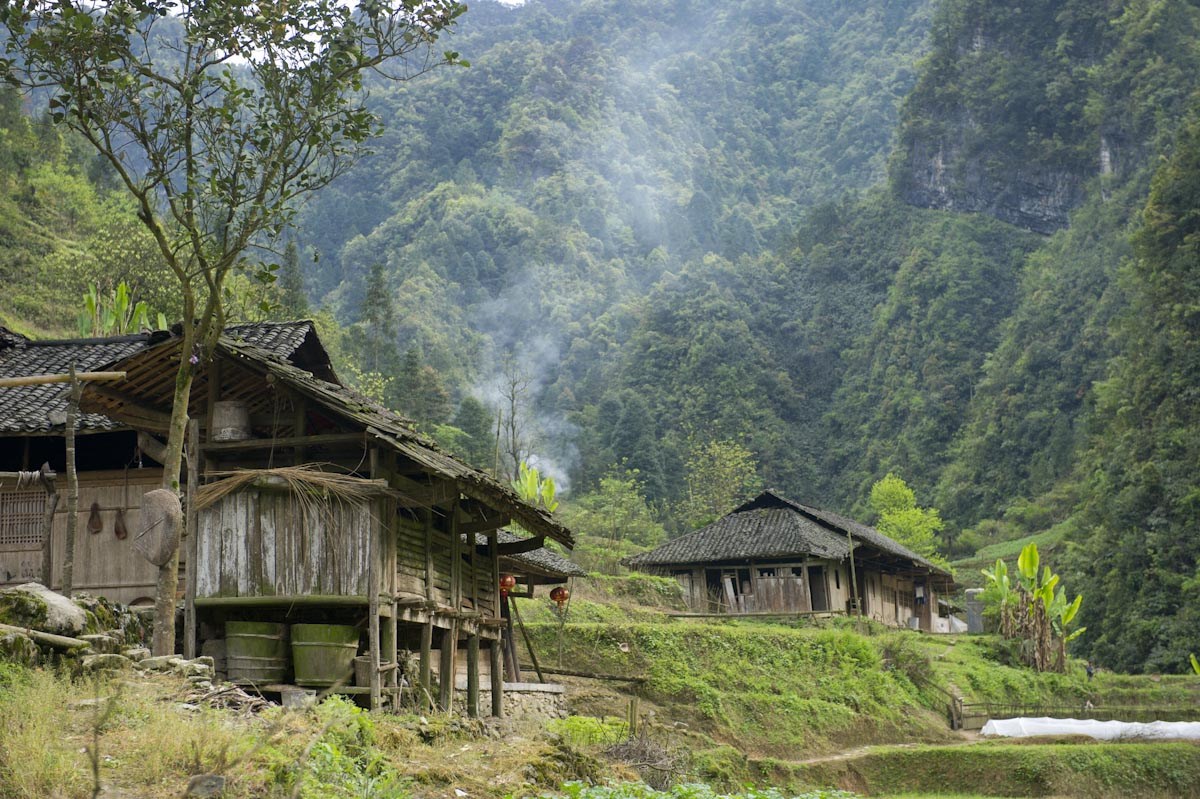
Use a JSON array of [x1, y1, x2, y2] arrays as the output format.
[[626, 490, 955, 631]]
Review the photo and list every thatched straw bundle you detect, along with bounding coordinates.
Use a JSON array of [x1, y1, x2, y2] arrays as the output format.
[[193, 466, 386, 511]]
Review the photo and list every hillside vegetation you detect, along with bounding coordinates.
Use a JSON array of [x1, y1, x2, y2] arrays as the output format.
[[2, 0, 1199, 673]]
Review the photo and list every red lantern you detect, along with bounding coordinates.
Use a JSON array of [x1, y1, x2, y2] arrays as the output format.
[[550, 586, 570, 608], [499, 574, 517, 596]]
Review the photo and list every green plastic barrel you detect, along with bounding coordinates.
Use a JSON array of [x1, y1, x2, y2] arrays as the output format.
[[226, 621, 288, 683], [291, 624, 360, 687]]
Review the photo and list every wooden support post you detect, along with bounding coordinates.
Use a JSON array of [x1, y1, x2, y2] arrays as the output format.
[[489, 638, 504, 717], [368, 448, 382, 711], [419, 508, 434, 710], [509, 597, 545, 683], [419, 622, 434, 711], [183, 419, 199, 660], [62, 365, 79, 597], [382, 453, 399, 705], [38, 463, 58, 589], [847, 532, 861, 616], [467, 633, 480, 718], [438, 623, 456, 711]]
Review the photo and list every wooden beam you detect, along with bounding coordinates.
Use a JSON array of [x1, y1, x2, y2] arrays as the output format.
[[85, 385, 172, 430], [489, 638, 503, 717], [493, 536, 545, 556], [467, 634, 480, 718], [0, 371, 125, 388], [393, 477, 458, 509], [200, 431, 366, 453], [136, 431, 168, 465], [460, 516, 511, 535]]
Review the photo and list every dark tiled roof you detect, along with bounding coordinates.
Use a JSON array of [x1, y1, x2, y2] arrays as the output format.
[[468, 529, 586, 580], [0, 321, 323, 435], [626, 489, 951, 581], [625, 503, 848, 567], [0, 331, 162, 434], [226, 321, 313, 360]]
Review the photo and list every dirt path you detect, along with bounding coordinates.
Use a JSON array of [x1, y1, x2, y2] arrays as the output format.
[[792, 731, 983, 765]]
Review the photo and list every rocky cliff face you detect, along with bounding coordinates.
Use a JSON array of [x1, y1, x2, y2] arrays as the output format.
[[898, 131, 1088, 235], [890, 0, 1110, 235]]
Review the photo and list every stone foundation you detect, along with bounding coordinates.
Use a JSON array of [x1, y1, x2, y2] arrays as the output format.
[[456, 681, 568, 719]]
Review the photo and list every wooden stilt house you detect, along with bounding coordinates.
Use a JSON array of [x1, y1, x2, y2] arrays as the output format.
[[67, 323, 575, 714]]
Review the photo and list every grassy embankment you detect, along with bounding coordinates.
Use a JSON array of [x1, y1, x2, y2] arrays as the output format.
[[515, 575, 1200, 797]]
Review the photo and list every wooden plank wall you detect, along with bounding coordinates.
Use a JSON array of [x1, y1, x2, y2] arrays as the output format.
[[0, 469, 162, 605], [395, 515, 497, 617], [195, 489, 373, 598], [754, 574, 810, 613]]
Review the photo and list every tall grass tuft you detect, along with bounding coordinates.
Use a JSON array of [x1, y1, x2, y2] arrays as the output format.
[[0, 664, 89, 799]]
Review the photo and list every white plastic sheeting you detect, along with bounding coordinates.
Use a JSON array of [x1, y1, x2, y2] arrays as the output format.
[[981, 717, 1200, 740]]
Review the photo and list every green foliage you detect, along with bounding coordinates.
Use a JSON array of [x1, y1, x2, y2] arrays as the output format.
[[867, 473, 946, 563], [559, 466, 666, 572], [520, 622, 940, 755], [293, 697, 402, 799], [1071, 112, 1200, 674], [981, 544, 1083, 672], [678, 438, 763, 530], [546, 716, 629, 748], [77, 281, 166, 337], [793, 741, 1200, 799], [514, 461, 559, 513]]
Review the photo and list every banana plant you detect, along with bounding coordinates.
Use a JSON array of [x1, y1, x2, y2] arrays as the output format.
[[77, 282, 167, 336], [981, 558, 1016, 637], [513, 461, 559, 513]]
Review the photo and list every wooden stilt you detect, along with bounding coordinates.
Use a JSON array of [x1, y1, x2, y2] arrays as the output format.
[[419, 621, 433, 710], [438, 623, 457, 711], [467, 633, 479, 718], [420, 508, 435, 710], [489, 638, 503, 717]]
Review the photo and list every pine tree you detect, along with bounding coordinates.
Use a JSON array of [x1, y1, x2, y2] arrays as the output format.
[[278, 241, 308, 319]]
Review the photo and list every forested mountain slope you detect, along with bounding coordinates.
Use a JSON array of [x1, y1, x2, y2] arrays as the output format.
[[3, 0, 1198, 671], [291, 0, 939, 491]]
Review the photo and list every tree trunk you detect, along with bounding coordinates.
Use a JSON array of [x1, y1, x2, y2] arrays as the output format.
[[151, 356, 195, 656]]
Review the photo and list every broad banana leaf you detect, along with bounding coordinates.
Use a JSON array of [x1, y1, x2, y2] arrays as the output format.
[[1062, 594, 1082, 625], [1018, 543, 1039, 582]]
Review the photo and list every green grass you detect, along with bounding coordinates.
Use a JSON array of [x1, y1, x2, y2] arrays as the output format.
[[951, 527, 1070, 590], [776, 741, 1200, 798], [521, 621, 957, 758]]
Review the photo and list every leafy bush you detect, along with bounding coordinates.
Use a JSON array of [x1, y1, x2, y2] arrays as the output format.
[[548, 716, 630, 748]]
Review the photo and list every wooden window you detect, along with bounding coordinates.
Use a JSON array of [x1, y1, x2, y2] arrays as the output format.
[[0, 490, 46, 548]]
